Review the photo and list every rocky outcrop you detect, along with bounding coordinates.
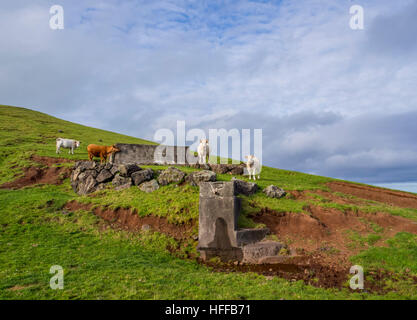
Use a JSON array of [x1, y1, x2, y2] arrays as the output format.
[[263, 185, 286, 198], [71, 161, 153, 195], [157, 167, 186, 186]]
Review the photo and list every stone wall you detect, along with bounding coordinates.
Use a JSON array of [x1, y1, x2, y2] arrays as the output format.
[[111, 143, 194, 165]]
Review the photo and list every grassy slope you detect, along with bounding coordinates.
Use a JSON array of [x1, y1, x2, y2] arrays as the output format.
[[0, 105, 416, 300]]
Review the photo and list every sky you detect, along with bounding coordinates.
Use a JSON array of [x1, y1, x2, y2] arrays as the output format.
[[1, 0, 417, 191]]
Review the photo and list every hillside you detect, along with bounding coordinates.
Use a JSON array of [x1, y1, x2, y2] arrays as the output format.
[[0, 105, 417, 300]]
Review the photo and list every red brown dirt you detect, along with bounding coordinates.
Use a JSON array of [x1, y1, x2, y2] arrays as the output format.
[[252, 205, 417, 268], [64, 200, 194, 240], [0, 155, 73, 189], [328, 181, 417, 209]]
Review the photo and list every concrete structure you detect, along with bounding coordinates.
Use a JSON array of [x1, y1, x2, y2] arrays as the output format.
[[198, 181, 278, 262], [111, 143, 195, 165]]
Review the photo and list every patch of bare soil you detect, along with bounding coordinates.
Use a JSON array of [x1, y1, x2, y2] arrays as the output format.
[[30, 154, 74, 166], [0, 155, 72, 189], [242, 205, 417, 292], [328, 181, 417, 209], [205, 258, 417, 293], [64, 201, 194, 240], [253, 206, 417, 259]]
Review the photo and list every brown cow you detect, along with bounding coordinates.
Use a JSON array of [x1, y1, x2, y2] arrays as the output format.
[[87, 144, 120, 163]]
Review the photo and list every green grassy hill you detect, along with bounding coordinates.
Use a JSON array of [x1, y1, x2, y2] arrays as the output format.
[[1, 105, 416, 300]]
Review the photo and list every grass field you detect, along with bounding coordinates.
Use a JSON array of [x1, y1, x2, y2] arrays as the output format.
[[1, 105, 416, 300]]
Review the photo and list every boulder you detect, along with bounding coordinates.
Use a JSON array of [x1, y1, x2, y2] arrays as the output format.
[[96, 169, 113, 183], [209, 164, 233, 174], [157, 167, 185, 185], [77, 175, 97, 195], [71, 167, 82, 181], [232, 178, 258, 196], [115, 183, 132, 191], [110, 165, 120, 176], [84, 169, 98, 178], [118, 163, 141, 177], [263, 185, 286, 199], [74, 161, 96, 172], [185, 170, 216, 186], [131, 169, 153, 186], [229, 165, 244, 175], [112, 174, 132, 188], [139, 179, 160, 193]]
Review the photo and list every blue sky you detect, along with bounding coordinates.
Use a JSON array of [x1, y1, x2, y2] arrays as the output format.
[[1, 0, 417, 191]]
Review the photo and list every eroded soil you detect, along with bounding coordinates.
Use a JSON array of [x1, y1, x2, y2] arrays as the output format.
[[328, 181, 417, 209], [0, 155, 72, 189], [64, 201, 195, 240]]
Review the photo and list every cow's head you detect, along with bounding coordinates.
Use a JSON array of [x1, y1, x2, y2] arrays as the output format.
[[200, 139, 209, 145], [75, 141, 81, 149], [245, 155, 255, 164], [109, 145, 120, 154]]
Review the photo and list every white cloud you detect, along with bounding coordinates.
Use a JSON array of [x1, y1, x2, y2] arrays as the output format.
[[1, 0, 417, 187]]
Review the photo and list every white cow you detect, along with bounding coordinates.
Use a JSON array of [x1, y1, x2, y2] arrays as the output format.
[[245, 155, 261, 180], [197, 139, 210, 164], [56, 138, 81, 155]]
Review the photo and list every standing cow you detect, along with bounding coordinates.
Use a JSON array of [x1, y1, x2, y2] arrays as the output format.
[[87, 144, 120, 164], [197, 139, 210, 164], [56, 138, 81, 155], [245, 155, 261, 180]]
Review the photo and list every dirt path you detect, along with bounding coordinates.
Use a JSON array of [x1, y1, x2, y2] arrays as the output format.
[[328, 181, 417, 209]]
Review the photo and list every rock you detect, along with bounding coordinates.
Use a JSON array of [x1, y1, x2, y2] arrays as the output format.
[[242, 241, 284, 264], [141, 224, 152, 231], [115, 183, 132, 191], [209, 164, 232, 174], [58, 129, 64, 133], [185, 170, 216, 186], [104, 163, 113, 171], [96, 169, 113, 183], [229, 165, 244, 175], [263, 185, 286, 199], [257, 256, 292, 264], [71, 167, 82, 181], [118, 163, 141, 177], [233, 178, 258, 196], [157, 167, 185, 185], [84, 169, 98, 178], [77, 169, 97, 182], [110, 165, 119, 176], [74, 161, 96, 172], [95, 164, 105, 172], [112, 174, 132, 188], [131, 168, 153, 186], [77, 175, 97, 195], [139, 179, 159, 193]]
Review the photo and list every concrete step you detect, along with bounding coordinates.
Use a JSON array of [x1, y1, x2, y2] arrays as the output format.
[[236, 228, 269, 246], [242, 241, 285, 264]]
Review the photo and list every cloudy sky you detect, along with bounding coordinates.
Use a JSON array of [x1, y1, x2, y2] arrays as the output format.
[[1, 0, 417, 191]]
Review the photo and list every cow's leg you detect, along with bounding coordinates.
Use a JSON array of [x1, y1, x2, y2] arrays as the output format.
[[56, 146, 60, 154]]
